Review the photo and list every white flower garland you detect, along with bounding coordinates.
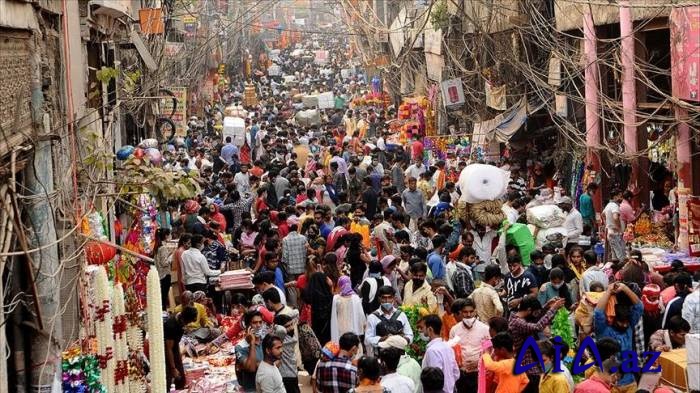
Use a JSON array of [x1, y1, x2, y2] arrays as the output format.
[[112, 283, 130, 393], [94, 266, 115, 393], [126, 322, 147, 393], [146, 266, 166, 393]]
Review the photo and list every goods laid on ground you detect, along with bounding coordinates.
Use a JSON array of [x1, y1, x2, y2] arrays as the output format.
[[295, 109, 321, 126]]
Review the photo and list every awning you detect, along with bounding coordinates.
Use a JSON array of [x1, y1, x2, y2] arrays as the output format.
[[472, 96, 548, 145]]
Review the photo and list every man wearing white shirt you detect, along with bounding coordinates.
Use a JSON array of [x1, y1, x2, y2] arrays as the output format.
[[449, 298, 491, 393], [233, 163, 251, 195], [379, 337, 416, 393], [181, 234, 220, 293], [558, 196, 583, 252], [365, 286, 413, 357], [404, 158, 427, 181], [418, 315, 460, 393]]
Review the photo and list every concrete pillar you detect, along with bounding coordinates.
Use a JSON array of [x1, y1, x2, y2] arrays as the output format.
[[583, 11, 602, 212], [620, 1, 638, 189]]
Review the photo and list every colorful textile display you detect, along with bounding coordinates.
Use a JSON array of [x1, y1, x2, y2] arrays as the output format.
[[111, 284, 129, 393], [92, 266, 115, 392]]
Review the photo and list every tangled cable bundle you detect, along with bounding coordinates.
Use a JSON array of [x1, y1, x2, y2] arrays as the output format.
[[470, 200, 506, 227]]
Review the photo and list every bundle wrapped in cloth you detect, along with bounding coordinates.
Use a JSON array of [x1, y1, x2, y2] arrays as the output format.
[[526, 204, 566, 229], [218, 269, 254, 290], [457, 164, 509, 204]]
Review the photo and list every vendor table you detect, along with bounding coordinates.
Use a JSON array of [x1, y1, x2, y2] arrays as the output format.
[[181, 343, 239, 392], [654, 262, 700, 273]]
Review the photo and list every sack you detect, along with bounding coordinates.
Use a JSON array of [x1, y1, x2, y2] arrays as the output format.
[[527, 205, 566, 229], [375, 310, 404, 337], [298, 322, 321, 363]]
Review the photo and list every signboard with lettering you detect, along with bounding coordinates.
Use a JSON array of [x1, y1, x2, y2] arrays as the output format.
[[161, 87, 187, 136], [670, 6, 700, 102]]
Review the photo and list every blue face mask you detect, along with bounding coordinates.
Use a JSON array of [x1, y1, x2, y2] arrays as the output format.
[[369, 272, 381, 279], [380, 302, 393, 311]]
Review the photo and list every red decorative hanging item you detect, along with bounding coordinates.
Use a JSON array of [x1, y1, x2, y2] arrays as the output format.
[[84, 241, 117, 265]]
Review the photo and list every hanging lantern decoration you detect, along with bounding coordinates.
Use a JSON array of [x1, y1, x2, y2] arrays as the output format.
[[85, 241, 117, 265]]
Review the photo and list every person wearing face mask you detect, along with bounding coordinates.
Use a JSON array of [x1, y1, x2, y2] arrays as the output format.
[[574, 356, 622, 393], [537, 268, 574, 309], [537, 339, 573, 393], [235, 310, 267, 393], [418, 315, 460, 393], [403, 262, 438, 313], [359, 261, 392, 314], [509, 295, 566, 393], [448, 298, 491, 393], [315, 332, 361, 393], [594, 282, 642, 393], [527, 250, 549, 286], [365, 286, 414, 357]]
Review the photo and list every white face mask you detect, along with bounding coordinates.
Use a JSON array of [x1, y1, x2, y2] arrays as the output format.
[[462, 317, 477, 328], [419, 333, 429, 342]]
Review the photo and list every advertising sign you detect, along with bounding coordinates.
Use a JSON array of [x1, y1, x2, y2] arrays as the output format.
[[441, 78, 465, 107], [183, 15, 197, 35], [670, 6, 700, 101], [161, 87, 187, 136]]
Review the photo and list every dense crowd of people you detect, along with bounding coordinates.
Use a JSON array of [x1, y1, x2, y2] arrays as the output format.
[[154, 35, 699, 393]]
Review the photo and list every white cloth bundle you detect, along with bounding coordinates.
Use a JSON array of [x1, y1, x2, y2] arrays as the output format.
[[139, 138, 158, 148], [527, 204, 566, 228], [535, 226, 568, 248], [457, 164, 509, 204]]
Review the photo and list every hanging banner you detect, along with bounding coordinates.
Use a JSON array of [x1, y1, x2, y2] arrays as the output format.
[[161, 87, 187, 137], [164, 42, 184, 57], [670, 6, 700, 102], [183, 15, 197, 35], [441, 78, 465, 107]]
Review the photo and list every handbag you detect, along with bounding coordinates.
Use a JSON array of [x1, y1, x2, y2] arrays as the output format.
[[298, 322, 321, 363]]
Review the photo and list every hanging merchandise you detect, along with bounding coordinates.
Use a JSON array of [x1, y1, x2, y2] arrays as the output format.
[[485, 81, 507, 111], [61, 348, 106, 393], [146, 267, 166, 393], [91, 266, 115, 393], [112, 284, 129, 393]]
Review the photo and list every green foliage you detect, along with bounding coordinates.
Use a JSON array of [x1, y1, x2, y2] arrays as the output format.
[[430, 0, 450, 31], [123, 70, 141, 93], [96, 67, 118, 84], [79, 126, 114, 172], [119, 157, 201, 202]]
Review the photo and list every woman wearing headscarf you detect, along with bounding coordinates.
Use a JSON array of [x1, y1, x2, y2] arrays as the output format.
[[181, 199, 203, 233], [330, 276, 366, 343], [302, 271, 334, 346], [346, 233, 371, 288]]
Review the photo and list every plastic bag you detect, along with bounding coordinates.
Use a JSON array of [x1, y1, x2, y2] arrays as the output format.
[[506, 223, 535, 266], [526, 204, 566, 228], [457, 164, 509, 204]]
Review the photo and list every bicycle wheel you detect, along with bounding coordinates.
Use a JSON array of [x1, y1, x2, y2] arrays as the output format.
[[156, 117, 176, 141]]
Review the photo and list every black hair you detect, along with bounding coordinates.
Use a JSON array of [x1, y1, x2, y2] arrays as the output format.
[[519, 295, 543, 312], [530, 250, 544, 261], [595, 337, 621, 360], [507, 254, 522, 265], [253, 271, 277, 285], [339, 332, 360, 351], [461, 297, 476, 310], [420, 315, 442, 335], [488, 317, 509, 334], [420, 367, 444, 392], [377, 285, 395, 297], [549, 267, 565, 281], [179, 306, 199, 324], [459, 247, 477, 259], [583, 250, 597, 266], [410, 262, 428, 275], [243, 310, 263, 327], [431, 234, 447, 248], [378, 347, 403, 372], [491, 332, 514, 352], [484, 265, 503, 281], [450, 298, 466, 315], [667, 315, 691, 333], [262, 334, 282, 352], [357, 356, 381, 381], [178, 233, 192, 247], [231, 292, 251, 308], [262, 287, 281, 304]]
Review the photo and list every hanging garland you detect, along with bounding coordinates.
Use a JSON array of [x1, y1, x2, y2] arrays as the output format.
[[146, 266, 166, 393], [126, 321, 147, 393], [112, 284, 130, 393], [93, 266, 115, 392], [61, 347, 105, 393]]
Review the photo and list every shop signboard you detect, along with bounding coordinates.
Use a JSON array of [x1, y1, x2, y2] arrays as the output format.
[[670, 6, 700, 102], [441, 78, 465, 107], [183, 15, 197, 36], [161, 87, 187, 137]]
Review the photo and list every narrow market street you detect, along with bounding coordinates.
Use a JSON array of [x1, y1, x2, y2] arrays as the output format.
[[0, 1, 699, 393]]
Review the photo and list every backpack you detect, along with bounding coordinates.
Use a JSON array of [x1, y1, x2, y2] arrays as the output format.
[[374, 310, 404, 337], [452, 263, 475, 299]]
